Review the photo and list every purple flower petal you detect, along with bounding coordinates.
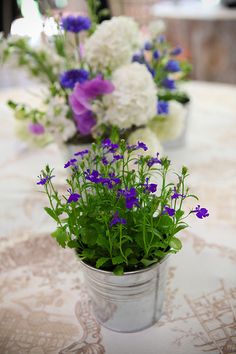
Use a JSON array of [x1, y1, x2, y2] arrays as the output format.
[[73, 110, 96, 136], [164, 206, 175, 217], [29, 122, 45, 135]]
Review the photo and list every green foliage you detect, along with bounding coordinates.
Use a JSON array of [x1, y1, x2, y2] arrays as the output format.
[[37, 139, 200, 274]]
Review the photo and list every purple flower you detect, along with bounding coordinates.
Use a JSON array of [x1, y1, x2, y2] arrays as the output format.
[[29, 122, 45, 135], [165, 60, 181, 72], [61, 15, 91, 33], [110, 211, 127, 227], [171, 187, 185, 200], [60, 69, 89, 89], [192, 205, 209, 219], [84, 169, 100, 183], [67, 190, 81, 204], [153, 50, 160, 60], [64, 158, 77, 168], [37, 174, 54, 185], [170, 46, 183, 56], [157, 101, 169, 115], [147, 153, 162, 168], [143, 178, 157, 193], [144, 42, 153, 51], [74, 149, 89, 157], [101, 138, 119, 153], [137, 141, 148, 151], [164, 206, 175, 217], [112, 154, 123, 162], [102, 157, 109, 165], [162, 78, 176, 90], [118, 187, 139, 209], [109, 173, 121, 186], [157, 34, 166, 43], [78, 76, 114, 99], [73, 110, 96, 136], [146, 63, 155, 77], [132, 53, 144, 64]]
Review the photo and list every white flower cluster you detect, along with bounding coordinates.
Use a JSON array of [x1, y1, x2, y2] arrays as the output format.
[[84, 16, 141, 71], [97, 63, 157, 129], [149, 101, 187, 141], [45, 95, 76, 142]]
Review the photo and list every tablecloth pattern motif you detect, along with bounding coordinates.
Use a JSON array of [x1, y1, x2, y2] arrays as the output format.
[[0, 82, 236, 354]]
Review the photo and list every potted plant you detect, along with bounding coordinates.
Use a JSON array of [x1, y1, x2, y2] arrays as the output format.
[[37, 138, 208, 332]]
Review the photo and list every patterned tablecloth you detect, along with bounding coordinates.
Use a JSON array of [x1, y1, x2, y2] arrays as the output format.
[[0, 81, 236, 354]]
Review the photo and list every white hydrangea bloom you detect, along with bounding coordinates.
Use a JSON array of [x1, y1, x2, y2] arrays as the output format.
[[84, 16, 141, 71], [128, 127, 163, 157], [45, 96, 76, 142], [148, 20, 166, 38], [97, 62, 157, 129], [149, 101, 187, 142]]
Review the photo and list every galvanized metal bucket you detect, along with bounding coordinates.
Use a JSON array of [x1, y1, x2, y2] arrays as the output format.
[[80, 257, 169, 333]]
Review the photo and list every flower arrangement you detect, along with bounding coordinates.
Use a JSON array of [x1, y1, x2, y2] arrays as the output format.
[[1, 2, 191, 149], [37, 139, 208, 275]]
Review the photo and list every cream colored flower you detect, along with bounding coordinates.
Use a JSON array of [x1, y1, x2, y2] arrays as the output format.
[[97, 62, 157, 129], [149, 101, 186, 142], [84, 16, 141, 71], [148, 20, 166, 39]]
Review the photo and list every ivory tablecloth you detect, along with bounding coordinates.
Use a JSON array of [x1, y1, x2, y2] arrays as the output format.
[[0, 81, 236, 354]]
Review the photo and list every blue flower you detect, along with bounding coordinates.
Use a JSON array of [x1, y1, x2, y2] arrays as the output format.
[[144, 42, 153, 51], [84, 169, 100, 183], [165, 60, 181, 72], [192, 205, 209, 219], [157, 101, 169, 115], [101, 139, 119, 153], [170, 46, 183, 56], [112, 154, 123, 163], [132, 53, 145, 64], [110, 211, 127, 227], [171, 187, 185, 200], [61, 15, 91, 33], [146, 63, 155, 77], [157, 34, 165, 43], [74, 149, 89, 158], [137, 141, 148, 151], [64, 159, 77, 168], [143, 178, 157, 193], [118, 187, 139, 209], [67, 189, 81, 204], [153, 50, 160, 60], [60, 69, 89, 89], [102, 157, 109, 165], [37, 174, 54, 185], [164, 206, 175, 217], [147, 153, 162, 168], [162, 78, 176, 90]]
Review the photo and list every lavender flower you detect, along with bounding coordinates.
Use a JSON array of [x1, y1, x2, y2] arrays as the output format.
[[29, 122, 45, 135], [74, 149, 89, 157], [162, 78, 176, 90], [170, 46, 183, 56], [112, 154, 123, 162], [144, 42, 153, 51], [67, 189, 81, 203], [164, 206, 175, 217], [157, 34, 166, 43], [147, 153, 162, 168], [118, 187, 139, 209], [153, 50, 160, 60], [101, 138, 119, 153], [84, 169, 100, 183], [64, 158, 77, 169], [37, 174, 54, 185], [61, 15, 91, 33], [73, 110, 96, 136], [60, 69, 89, 89], [171, 187, 185, 200], [132, 53, 144, 64], [143, 178, 157, 193], [102, 157, 109, 165], [137, 141, 148, 151], [192, 205, 209, 219], [165, 60, 181, 72], [157, 101, 169, 115], [110, 211, 127, 227]]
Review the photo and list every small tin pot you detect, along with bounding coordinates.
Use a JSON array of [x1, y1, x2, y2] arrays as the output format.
[[80, 257, 169, 333]]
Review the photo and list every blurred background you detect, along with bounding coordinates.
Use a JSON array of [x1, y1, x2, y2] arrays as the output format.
[[0, 0, 236, 86]]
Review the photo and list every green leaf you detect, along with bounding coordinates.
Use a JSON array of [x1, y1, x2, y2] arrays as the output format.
[[51, 228, 68, 248], [113, 265, 124, 275], [125, 248, 133, 258], [96, 234, 110, 252], [81, 249, 95, 259], [67, 240, 79, 248], [44, 207, 59, 222], [173, 223, 188, 235], [170, 237, 182, 251], [175, 209, 184, 220], [141, 258, 158, 267], [96, 257, 110, 269], [112, 255, 125, 265]]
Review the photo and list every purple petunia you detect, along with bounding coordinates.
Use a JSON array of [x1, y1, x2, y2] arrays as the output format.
[[192, 205, 209, 219], [165, 60, 181, 73], [147, 153, 162, 168], [143, 178, 157, 193], [61, 15, 91, 33], [60, 69, 89, 89], [29, 122, 45, 135], [157, 101, 169, 115], [171, 187, 185, 200], [170, 46, 183, 56], [67, 189, 81, 204], [164, 206, 176, 217], [110, 211, 127, 227], [74, 149, 89, 157], [37, 174, 54, 185], [64, 158, 77, 169], [118, 187, 139, 209], [162, 78, 176, 90]]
